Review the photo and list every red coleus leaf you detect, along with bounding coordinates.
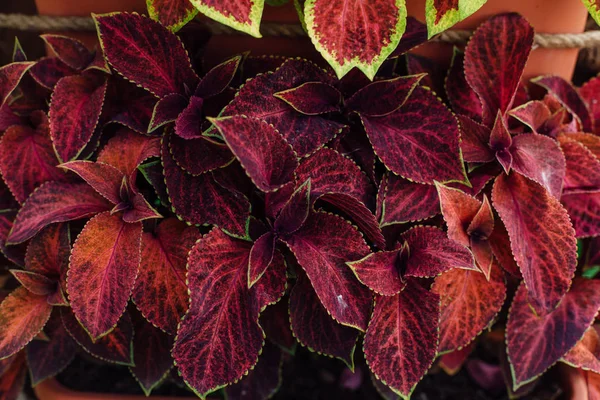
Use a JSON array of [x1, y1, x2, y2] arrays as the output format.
[[9, 271, 54, 296], [290, 270, 359, 368], [95, 12, 199, 98], [364, 280, 440, 398], [558, 134, 600, 194], [7, 182, 111, 244], [0, 287, 53, 359], [26, 313, 77, 386], [147, 0, 198, 32], [29, 57, 74, 90], [0, 352, 26, 399], [346, 247, 407, 296], [379, 174, 440, 226], [274, 82, 342, 115], [446, 50, 482, 123], [432, 264, 505, 353], [67, 212, 142, 340], [304, 0, 407, 79], [169, 133, 233, 175], [61, 308, 134, 365], [390, 17, 428, 57], [0, 104, 25, 133], [260, 296, 296, 354], [0, 123, 67, 204], [25, 223, 69, 288], [49, 74, 108, 162], [195, 55, 241, 99], [531, 75, 593, 132], [507, 278, 600, 389], [223, 59, 345, 157], [282, 211, 371, 331], [561, 192, 600, 238], [488, 218, 519, 277], [129, 316, 174, 396], [106, 78, 157, 134], [439, 343, 475, 376], [464, 13, 534, 126], [562, 326, 600, 374], [60, 161, 123, 205], [274, 179, 311, 235], [161, 135, 250, 238], [580, 76, 600, 135], [0, 62, 34, 108], [40, 35, 92, 71], [567, 132, 600, 159], [425, 0, 486, 37], [149, 94, 188, 132], [174, 96, 204, 139], [457, 115, 494, 163], [190, 0, 264, 37], [97, 129, 160, 179], [133, 218, 200, 334], [509, 133, 566, 198], [492, 172, 577, 315], [509, 100, 553, 135], [172, 228, 286, 398], [0, 211, 27, 266], [361, 86, 468, 184], [224, 341, 283, 400], [345, 75, 423, 117], [406, 56, 446, 103], [210, 116, 298, 192], [248, 232, 275, 289]]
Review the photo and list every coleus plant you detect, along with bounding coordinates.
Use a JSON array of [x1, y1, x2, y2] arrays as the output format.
[[0, 9, 598, 400], [143, 0, 600, 80]]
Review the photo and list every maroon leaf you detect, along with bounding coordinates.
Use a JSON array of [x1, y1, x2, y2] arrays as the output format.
[[561, 192, 600, 238], [61, 308, 134, 365], [40, 35, 92, 71], [169, 133, 233, 175], [196, 55, 241, 99], [304, 0, 407, 79], [531, 75, 592, 132], [9, 270, 54, 296], [457, 115, 494, 163], [59, 161, 123, 204], [509, 100, 552, 135], [361, 86, 467, 184], [224, 341, 283, 400], [402, 226, 477, 278], [364, 280, 440, 398], [106, 79, 157, 134], [345, 75, 423, 117], [488, 219, 519, 277], [148, 94, 188, 132], [274, 179, 311, 235], [379, 174, 440, 226], [223, 59, 345, 156], [282, 211, 371, 330], [28, 57, 74, 90], [7, 182, 111, 244], [0, 287, 53, 359], [464, 14, 534, 126], [96, 129, 160, 179], [439, 344, 474, 376], [129, 317, 174, 395], [274, 82, 342, 115], [432, 264, 505, 353], [406, 55, 446, 102], [260, 298, 296, 354], [162, 135, 250, 238], [390, 17, 428, 57], [509, 133, 566, 198], [0, 124, 66, 203], [446, 49, 482, 122], [561, 326, 600, 374], [132, 218, 200, 334], [27, 313, 77, 386], [0, 62, 34, 108], [172, 228, 286, 398], [146, 0, 198, 32], [492, 172, 577, 315], [248, 232, 276, 288], [507, 279, 600, 389], [0, 352, 26, 399], [580, 76, 600, 135], [346, 248, 406, 296], [95, 12, 199, 98], [210, 116, 298, 192], [0, 211, 27, 266], [558, 134, 600, 195], [290, 270, 359, 368], [67, 212, 142, 339], [436, 183, 483, 247], [176, 96, 209, 140], [49, 74, 108, 162]]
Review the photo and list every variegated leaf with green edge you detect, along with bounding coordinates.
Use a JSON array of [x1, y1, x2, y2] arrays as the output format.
[[425, 0, 487, 38], [189, 0, 265, 38]]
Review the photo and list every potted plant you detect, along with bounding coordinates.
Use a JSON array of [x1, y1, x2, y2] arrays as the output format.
[[0, 7, 599, 400]]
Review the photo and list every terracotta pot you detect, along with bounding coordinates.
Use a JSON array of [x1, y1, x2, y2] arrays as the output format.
[[405, 0, 589, 80], [34, 378, 199, 400], [34, 0, 147, 49]]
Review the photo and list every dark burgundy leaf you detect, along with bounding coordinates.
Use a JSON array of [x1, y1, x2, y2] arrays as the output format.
[[0, 62, 34, 108], [196, 55, 241, 99], [345, 75, 423, 117], [28, 57, 74, 90], [274, 179, 311, 235], [446, 49, 482, 122], [379, 174, 440, 226], [169, 133, 233, 176], [275, 82, 342, 115], [148, 93, 188, 132], [41, 35, 92, 71], [248, 232, 276, 288]]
